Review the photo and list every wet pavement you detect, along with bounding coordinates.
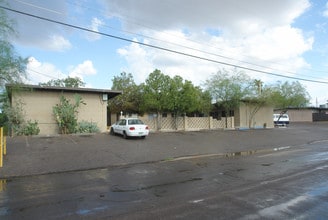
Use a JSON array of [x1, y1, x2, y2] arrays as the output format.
[[0, 122, 328, 219], [0, 138, 327, 219], [0, 122, 328, 178]]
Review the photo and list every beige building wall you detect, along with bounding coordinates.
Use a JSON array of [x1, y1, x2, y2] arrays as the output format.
[[12, 90, 108, 135], [276, 109, 313, 122], [237, 103, 274, 129]]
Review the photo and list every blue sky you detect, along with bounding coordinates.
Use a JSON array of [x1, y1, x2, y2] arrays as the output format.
[[3, 0, 328, 106]]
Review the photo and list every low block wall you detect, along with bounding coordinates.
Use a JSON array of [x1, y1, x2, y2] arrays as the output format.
[[139, 116, 234, 132]]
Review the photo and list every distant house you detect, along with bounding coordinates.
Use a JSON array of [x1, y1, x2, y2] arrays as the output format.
[[274, 107, 328, 122], [6, 84, 121, 135]]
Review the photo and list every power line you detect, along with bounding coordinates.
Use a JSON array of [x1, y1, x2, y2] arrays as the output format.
[[27, 68, 58, 79], [2, 5, 328, 84], [65, 0, 328, 76], [13, 0, 62, 15]]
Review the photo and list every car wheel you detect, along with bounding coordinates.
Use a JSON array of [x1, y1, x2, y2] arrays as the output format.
[[123, 131, 128, 139], [141, 136, 146, 139], [110, 127, 115, 135]]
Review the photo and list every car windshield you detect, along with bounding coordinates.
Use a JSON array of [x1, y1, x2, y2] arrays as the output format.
[[128, 119, 144, 125], [118, 120, 126, 125]]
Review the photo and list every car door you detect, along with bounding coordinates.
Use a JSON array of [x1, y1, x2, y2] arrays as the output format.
[[117, 119, 126, 134]]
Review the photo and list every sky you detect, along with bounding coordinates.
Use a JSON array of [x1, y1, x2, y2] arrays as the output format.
[[2, 0, 328, 106]]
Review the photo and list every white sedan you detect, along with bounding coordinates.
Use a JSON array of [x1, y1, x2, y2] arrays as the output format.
[[110, 118, 149, 139]]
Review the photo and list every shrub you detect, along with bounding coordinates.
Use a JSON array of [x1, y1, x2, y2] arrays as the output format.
[[3, 99, 25, 135], [53, 94, 85, 134], [21, 120, 40, 136], [1, 99, 40, 136], [77, 121, 100, 133]]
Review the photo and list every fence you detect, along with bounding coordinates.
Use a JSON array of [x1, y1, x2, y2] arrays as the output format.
[[312, 113, 328, 122], [139, 115, 234, 132], [0, 127, 7, 168]]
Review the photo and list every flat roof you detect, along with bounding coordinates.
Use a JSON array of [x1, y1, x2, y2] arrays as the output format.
[[6, 84, 122, 99]]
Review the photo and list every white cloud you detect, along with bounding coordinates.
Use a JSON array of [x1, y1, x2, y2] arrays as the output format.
[[111, 0, 315, 91], [68, 60, 97, 80], [117, 40, 154, 84], [104, 0, 310, 32], [324, 2, 328, 17], [25, 57, 66, 84], [86, 17, 104, 41], [46, 35, 72, 51], [9, 0, 71, 51], [26, 58, 97, 86], [303, 78, 328, 106], [117, 25, 313, 85], [110, 0, 323, 105]]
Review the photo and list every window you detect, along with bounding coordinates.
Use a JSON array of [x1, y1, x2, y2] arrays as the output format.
[[128, 119, 144, 125]]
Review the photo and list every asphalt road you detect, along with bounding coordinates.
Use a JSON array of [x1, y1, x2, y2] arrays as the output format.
[[2, 122, 328, 178], [0, 123, 327, 219]]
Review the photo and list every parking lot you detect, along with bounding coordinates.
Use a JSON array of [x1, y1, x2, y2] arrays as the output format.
[[0, 122, 327, 178]]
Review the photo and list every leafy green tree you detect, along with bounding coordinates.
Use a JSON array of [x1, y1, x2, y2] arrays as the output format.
[[39, 76, 85, 88], [244, 80, 310, 128], [177, 79, 211, 116], [109, 72, 143, 114], [167, 75, 184, 116], [205, 68, 253, 119], [142, 70, 213, 130], [0, 5, 28, 133], [142, 69, 172, 129], [142, 69, 171, 112], [267, 81, 310, 109], [0, 3, 27, 87], [194, 87, 212, 116]]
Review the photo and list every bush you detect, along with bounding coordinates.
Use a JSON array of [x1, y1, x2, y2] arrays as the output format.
[[53, 94, 85, 134], [77, 121, 100, 133], [16, 120, 40, 136]]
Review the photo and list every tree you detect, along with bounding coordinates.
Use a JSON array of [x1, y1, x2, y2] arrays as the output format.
[[267, 81, 310, 109], [246, 80, 310, 128], [178, 80, 211, 116], [195, 88, 212, 116], [244, 79, 268, 128], [204, 68, 253, 126], [167, 75, 184, 116], [142, 69, 172, 129], [108, 72, 142, 114], [0, 3, 27, 88], [142, 69, 171, 112], [1, 4, 27, 133], [39, 76, 85, 88], [254, 79, 263, 95]]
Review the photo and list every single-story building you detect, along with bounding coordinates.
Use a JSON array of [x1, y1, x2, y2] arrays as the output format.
[[6, 84, 121, 135], [234, 102, 274, 129], [274, 107, 328, 122], [211, 101, 274, 129]]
